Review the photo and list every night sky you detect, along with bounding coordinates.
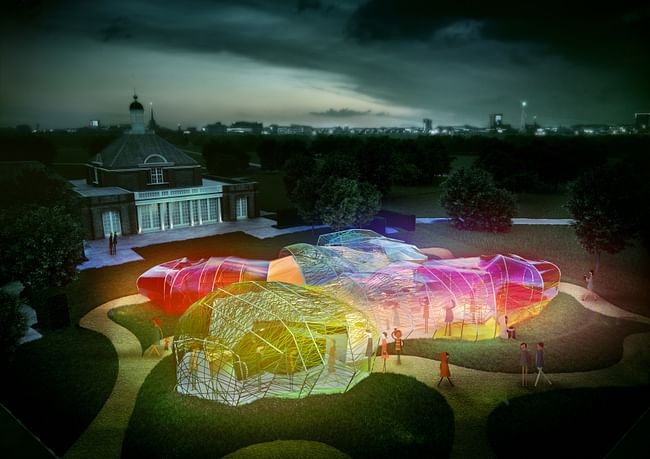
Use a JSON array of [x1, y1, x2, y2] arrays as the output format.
[[1, 0, 648, 129]]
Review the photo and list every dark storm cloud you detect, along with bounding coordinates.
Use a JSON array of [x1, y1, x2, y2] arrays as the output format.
[[2, 0, 648, 127], [310, 108, 372, 117], [347, 0, 650, 64]]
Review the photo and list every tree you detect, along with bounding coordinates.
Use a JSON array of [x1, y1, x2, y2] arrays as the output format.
[[283, 154, 318, 197], [352, 182, 382, 228], [566, 164, 637, 272], [0, 164, 84, 312], [202, 138, 250, 176], [0, 291, 27, 366], [291, 175, 322, 229], [440, 167, 516, 232], [0, 206, 85, 292], [316, 178, 382, 231]]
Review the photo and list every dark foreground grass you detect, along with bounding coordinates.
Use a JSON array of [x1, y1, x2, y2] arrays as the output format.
[[108, 302, 179, 353], [401, 293, 649, 373], [0, 328, 118, 456], [223, 440, 351, 459], [487, 386, 650, 459], [122, 357, 454, 459]]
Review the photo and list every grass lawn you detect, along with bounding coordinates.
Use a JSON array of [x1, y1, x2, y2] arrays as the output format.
[[0, 328, 118, 457], [108, 302, 180, 353], [487, 386, 650, 459], [223, 440, 351, 459], [401, 293, 649, 373], [122, 358, 454, 458], [406, 223, 650, 316], [383, 185, 569, 218]]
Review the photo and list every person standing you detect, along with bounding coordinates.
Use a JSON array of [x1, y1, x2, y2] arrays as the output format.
[[108, 232, 114, 255], [112, 232, 118, 255], [328, 339, 337, 373], [519, 342, 531, 387], [381, 332, 389, 373], [437, 352, 453, 387], [365, 329, 374, 371], [391, 327, 403, 365], [534, 342, 552, 387], [444, 297, 456, 337], [421, 296, 430, 333], [582, 269, 595, 301]]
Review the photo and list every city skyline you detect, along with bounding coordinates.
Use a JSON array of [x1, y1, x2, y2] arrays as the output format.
[[1, 1, 648, 130]]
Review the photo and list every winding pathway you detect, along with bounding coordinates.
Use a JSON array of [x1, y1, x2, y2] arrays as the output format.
[[65, 284, 649, 459], [63, 294, 171, 459]]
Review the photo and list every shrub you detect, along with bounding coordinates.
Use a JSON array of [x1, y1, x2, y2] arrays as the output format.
[[440, 167, 516, 232]]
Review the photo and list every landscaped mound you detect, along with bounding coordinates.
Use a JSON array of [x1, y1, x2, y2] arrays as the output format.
[[122, 359, 455, 459], [487, 386, 650, 458]]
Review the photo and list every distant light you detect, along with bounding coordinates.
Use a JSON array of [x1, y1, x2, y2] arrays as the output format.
[[522, 101, 527, 107]]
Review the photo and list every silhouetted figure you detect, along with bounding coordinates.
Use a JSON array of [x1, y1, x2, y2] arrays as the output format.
[[391, 327, 403, 364], [437, 352, 453, 387], [520, 342, 531, 386], [534, 342, 552, 387], [381, 332, 389, 372]]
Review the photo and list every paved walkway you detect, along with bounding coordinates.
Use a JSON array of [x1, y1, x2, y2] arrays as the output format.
[[79, 218, 327, 270], [64, 294, 172, 459], [65, 280, 649, 459]]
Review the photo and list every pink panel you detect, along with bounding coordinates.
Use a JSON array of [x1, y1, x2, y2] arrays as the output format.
[[137, 257, 269, 314]]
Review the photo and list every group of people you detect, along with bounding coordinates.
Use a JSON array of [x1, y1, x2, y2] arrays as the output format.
[[379, 327, 406, 372], [108, 232, 118, 255], [519, 342, 552, 387], [377, 326, 552, 389]]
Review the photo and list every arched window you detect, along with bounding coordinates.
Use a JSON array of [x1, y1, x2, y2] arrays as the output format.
[[144, 154, 168, 164]]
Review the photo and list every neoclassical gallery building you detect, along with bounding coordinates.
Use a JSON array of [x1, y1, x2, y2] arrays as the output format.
[[72, 95, 258, 240]]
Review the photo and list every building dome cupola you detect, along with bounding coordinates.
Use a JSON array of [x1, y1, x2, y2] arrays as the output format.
[[129, 93, 146, 134], [130, 94, 144, 111]]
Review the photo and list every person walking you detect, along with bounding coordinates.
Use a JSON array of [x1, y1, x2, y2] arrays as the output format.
[[112, 232, 118, 255], [534, 342, 552, 387], [380, 332, 389, 373], [582, 269, 595, 301], [519, 342, 531, 387], [437, 352, 453, 387], [108, 232, 114, 255], [391, 327, 403, 365]]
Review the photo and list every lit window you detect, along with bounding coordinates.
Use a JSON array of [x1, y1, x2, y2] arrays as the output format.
[[236, 196, 248, 219], [150, 167, 164, 184]]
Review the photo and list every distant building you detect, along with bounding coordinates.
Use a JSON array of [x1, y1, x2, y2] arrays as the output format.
[[635, 113, 649, 132], [423, 118, 433, 132], [227, 121, 263, 135], [489, 113, 503, 129], [270, 124, 314, 135], [90, 120, 100, 128], [73, 94, 258, 240], [203, 122, 227, 135]]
